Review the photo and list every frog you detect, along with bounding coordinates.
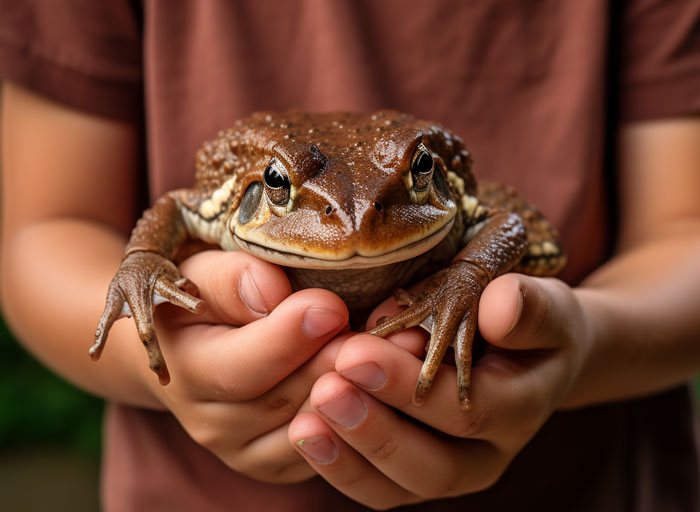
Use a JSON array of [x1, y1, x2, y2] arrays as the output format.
[[90, 110, 565, 410]]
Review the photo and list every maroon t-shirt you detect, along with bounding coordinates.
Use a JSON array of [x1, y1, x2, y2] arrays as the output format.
[[2, 1, 700, 510]]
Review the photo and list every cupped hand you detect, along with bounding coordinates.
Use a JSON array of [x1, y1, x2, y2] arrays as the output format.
[[288, 274, 592, 509], [134, 250, 349, 484]]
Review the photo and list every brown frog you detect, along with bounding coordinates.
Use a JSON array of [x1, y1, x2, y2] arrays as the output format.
[[90, 111, 565, 409]]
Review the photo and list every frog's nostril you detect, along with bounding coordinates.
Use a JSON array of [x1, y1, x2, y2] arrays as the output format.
[[374, 202, 384, 212], [324, 205, 333, 216]]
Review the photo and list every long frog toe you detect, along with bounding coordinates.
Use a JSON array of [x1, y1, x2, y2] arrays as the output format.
[[453, 315, 477, 410], [132, 302, 170, 386], [154, 277, 205, 314], [412, 296, 465, 406], [91, 283, 126, 361], [366, 300, 432, 338]]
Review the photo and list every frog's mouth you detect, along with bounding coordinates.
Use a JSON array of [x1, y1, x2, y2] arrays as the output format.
[[233, 217, 455, 269]]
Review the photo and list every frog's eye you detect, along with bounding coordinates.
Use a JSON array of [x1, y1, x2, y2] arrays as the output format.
[[411, 144, 434, 192], [263, 159, 291, 206]]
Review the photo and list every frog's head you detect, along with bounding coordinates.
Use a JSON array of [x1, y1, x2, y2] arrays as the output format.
[[227, 111, 475, 269]]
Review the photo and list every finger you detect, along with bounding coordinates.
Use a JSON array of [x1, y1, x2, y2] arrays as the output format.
[[290, 411, 420, 509], [169, 341, 345, 483], [175, 250, 292, 327], [159, 288, 349, 401], [334, 334, 557, 443], [230, 420, 316, 483], [168, 396, 316, 484], [303, 373, 502, 499], [479, 274, 577, 350], [232, 395, 333, 484], [206, 334, 351, 441]]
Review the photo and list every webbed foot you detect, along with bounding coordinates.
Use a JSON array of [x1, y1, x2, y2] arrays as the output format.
[[90, 251, 205, 384], [368, 261, 489, 409]]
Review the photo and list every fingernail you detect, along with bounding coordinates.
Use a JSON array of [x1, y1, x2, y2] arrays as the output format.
[[341, 363, 386, 390], [505, 288, 524, 337], [296, 435, 337, 464], [302, 308, 345, 338], [239, 269, 268, 315], [318, 391, 367, 428]]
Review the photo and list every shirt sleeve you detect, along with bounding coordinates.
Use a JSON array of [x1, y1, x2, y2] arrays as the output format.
[[0, 0, 143, 122], [618, 0, 700, 122]]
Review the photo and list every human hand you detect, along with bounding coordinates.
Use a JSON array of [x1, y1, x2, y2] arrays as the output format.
[[132, 250, 349, 483], [288, 274, 591, 508]]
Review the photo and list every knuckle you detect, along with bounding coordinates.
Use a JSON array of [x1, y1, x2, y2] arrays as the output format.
[[455, 405, 492, 438], [414, 472, 456, 500], [364, 435, 401, 462], [261, 392, 301, 417], [333, 468, 366, 489], [187, 422, 226, 453]]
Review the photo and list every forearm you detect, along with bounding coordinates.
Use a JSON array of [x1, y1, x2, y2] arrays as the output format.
[[1, 217, 162, 409], [565, 222, 700, 408]]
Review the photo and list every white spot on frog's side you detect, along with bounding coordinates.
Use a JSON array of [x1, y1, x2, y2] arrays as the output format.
[[199, 199, 218, 219], [528, 244, 543, 256], [212, 186, 232, 209], [197, 177, 237, 220], [460, 195, 479, 219], [542, 241, 558, 255], [447, 171, 465, 197]]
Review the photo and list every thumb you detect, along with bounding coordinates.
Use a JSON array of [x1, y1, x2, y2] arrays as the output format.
[[479, 274, 577, 350]]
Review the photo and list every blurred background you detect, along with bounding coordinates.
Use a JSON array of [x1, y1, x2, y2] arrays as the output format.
[[0, 317, 102, 511]]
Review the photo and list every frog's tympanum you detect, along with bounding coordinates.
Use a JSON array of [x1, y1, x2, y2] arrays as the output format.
[[91, 111, 565, 409]]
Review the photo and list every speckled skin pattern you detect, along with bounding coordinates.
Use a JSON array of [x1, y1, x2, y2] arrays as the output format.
[[91, 110, 565, 408]]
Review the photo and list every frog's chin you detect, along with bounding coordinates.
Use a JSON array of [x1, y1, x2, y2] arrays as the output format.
[[233, 217, 455, 270]]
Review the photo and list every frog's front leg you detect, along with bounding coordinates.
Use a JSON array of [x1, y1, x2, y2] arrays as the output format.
[[368, 212, 527, 409], [90, 192, 205, 385]]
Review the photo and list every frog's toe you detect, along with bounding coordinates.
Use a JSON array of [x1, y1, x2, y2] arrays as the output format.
[[367, 302, 431, 338], [412, 303, 463, 406], [394, 288, 418, 307], [130, 287, 170, 385], [154, 277, 205, 314], [453, 315, 477, 410], [91, 285, 126, 361]]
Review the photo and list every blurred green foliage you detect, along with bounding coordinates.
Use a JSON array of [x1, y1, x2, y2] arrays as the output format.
[[0, 317, 103, 457]]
